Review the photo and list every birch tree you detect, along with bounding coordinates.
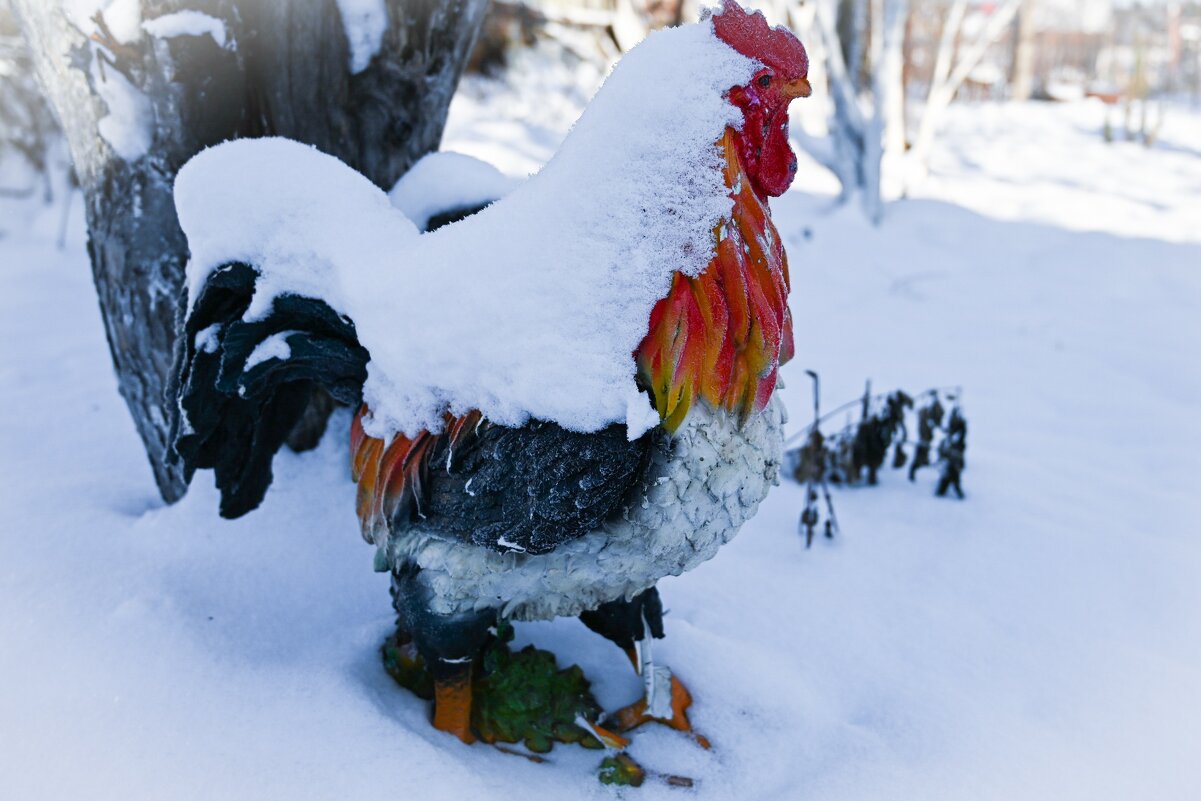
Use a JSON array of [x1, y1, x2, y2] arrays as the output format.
[[790, 0, 909, 224], [1009, 0, 1036, 102], [905, 0, 1021, 185], [790, 0, 1024, 217]]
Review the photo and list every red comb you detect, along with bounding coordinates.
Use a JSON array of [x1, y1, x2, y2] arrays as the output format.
[[712, 0, 808, 78]]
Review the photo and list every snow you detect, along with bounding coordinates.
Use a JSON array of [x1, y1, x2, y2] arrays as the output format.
[[193, 323, 221, 353], [4, 56, 1201, 801], [90, 57, 151, 161], [244, 331, 294, 370], [176, 138, 416, 315], [335, 0, 388, 74], [142, 11, 228, 49], [61, 0, 154, 160], [64, 0, 142, 44], [174, 22, 755, 442], [921, 99, 1201, 245], [387, 151, 520, 230]]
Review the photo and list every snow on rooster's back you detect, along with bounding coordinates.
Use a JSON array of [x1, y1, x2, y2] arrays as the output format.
[[174, 21, 757, 442]]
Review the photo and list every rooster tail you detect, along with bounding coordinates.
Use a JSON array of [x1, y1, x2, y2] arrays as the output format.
[[169, 262, 370, 518]]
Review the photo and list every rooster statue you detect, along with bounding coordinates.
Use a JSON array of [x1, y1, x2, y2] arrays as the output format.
[[170, 1, 809, 747]]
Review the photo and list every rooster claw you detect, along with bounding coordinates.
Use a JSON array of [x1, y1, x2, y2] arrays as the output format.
[[576, 716, 631, 750], [603, 671, 711, 749]]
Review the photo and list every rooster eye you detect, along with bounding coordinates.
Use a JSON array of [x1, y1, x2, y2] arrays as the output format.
[[758, 75, 772, 88]]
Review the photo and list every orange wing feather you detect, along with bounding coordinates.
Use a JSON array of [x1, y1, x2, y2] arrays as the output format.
[[351, 408, 484, 542]]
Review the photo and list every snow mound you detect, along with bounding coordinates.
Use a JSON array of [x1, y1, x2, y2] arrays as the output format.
[[388, 151, 520, 230], [175, 22, 755, 441], [176, 139, 415, 318]]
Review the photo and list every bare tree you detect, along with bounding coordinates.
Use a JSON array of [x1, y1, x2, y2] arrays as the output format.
[[905, 0, 1021, 184], [790, 0, 908, 224], [10, 0, 489, 502], [0, 13, 59, 204]]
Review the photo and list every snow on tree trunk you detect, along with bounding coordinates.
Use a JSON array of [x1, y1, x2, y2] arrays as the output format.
[[10, 0, 488, 502], [860, 0, 905, 223]]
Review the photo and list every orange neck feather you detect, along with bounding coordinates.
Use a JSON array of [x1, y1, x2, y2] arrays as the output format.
[[634, 127, 794, 432]]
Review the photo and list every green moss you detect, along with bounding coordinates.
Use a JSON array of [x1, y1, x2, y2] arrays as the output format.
[[598, 754, 646, 787], [381, 634, 434, 700], [381, 620, 604, 753]]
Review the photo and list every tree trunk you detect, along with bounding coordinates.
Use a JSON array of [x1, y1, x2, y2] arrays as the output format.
[[797, 0, 906, 223], [1009, 0, 1036, 102], [12, 0, 489, 502], [861, 0, 906, 224]]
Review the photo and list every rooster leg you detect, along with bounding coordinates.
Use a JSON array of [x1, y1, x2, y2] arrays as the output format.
[[579, 587, 665, 658], [430, 659, 477, 743], [392, 568, 493, 744], [581, 588, 709, 747]]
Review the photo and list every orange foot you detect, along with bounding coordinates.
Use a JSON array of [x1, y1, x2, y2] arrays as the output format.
[[604, 672, 711, 749], [432, 668, 476, 744]]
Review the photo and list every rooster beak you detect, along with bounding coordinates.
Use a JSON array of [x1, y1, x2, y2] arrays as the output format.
[[782, 77, 812, 100]]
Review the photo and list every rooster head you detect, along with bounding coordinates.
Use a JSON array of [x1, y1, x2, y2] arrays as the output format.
[[712, 0, 810, 198]]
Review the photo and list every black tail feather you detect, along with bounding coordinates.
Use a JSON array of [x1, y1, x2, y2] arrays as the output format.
[[169, 263, 369, 518]]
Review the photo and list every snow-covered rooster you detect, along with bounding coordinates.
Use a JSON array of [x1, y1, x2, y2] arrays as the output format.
[[170, 1, 810, 745]]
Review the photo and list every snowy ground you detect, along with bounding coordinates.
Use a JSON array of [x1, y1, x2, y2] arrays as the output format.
[[3, 72, 1200, 799]]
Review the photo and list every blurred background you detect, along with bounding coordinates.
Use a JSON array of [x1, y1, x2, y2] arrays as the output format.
[[4, 0, 1199, 230]]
